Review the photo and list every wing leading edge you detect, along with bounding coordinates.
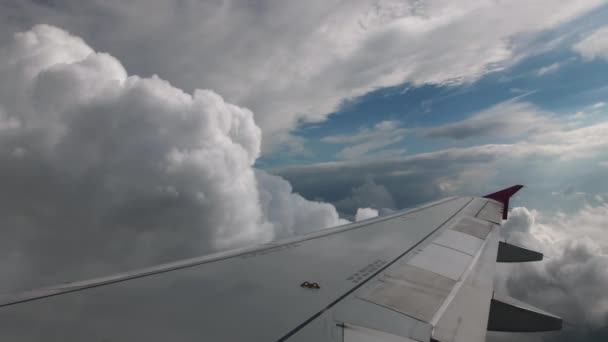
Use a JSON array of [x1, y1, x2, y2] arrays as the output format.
[[0, 185, 561, 342]]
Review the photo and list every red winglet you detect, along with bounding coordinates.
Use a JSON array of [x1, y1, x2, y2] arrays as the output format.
[[483, 185, 524, 220]]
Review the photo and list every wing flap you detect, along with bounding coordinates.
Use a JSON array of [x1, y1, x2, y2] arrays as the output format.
[[431, 218, 500, 342], [334, 298, 432, 342], [496, 241, 543, 263], [343, 324, 420, 342], [487, 295, 563, 332], [359, 264, 456, 322], [476, 201, 503, 224], [352, 211, 499, 342]]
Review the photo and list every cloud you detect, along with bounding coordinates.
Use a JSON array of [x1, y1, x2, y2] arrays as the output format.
[[278, 115, 608, 216], [277, 146, 496, 212], [573, 101, 607, 120], [321, 120, 401, 144], [551, 185, 588, 198], [573, 25, 608, 61], [333, 178, 397, 215], [0, 0, 601, 151], [321, 120, 408, 160], [355, 207, 379, 221], [424, 99, 556, 140], [255, 169, 349, 239], [536, 62, 562, 76], [0, 25, 349, 291], [500, 204, 608, 333]]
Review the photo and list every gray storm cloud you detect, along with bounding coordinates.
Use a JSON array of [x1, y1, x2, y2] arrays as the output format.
[[0, 25, 348, 291]]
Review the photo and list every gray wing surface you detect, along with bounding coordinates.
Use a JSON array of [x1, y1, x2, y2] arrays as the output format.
[[0, 186, 561, 342]]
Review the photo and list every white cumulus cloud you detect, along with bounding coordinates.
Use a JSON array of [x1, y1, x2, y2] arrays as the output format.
[[0, 25, 348, 291], [501, 204, 608, 327], [256, 169, 349, 239], [355, 207, 379, 221]]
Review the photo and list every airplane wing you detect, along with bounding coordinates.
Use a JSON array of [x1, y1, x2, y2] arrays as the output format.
[[0, 185, 561, 342]]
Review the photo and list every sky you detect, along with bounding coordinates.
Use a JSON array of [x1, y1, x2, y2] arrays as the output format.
[[0, 0, 607, 341]]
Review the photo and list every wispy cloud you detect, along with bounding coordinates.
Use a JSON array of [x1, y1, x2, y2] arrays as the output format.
[[572, 101, 606, 120], [535, 62, 562, 76], [321, 120, 408, 160], [573, 25, 608, 61], [424, 99, 556, 140]]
